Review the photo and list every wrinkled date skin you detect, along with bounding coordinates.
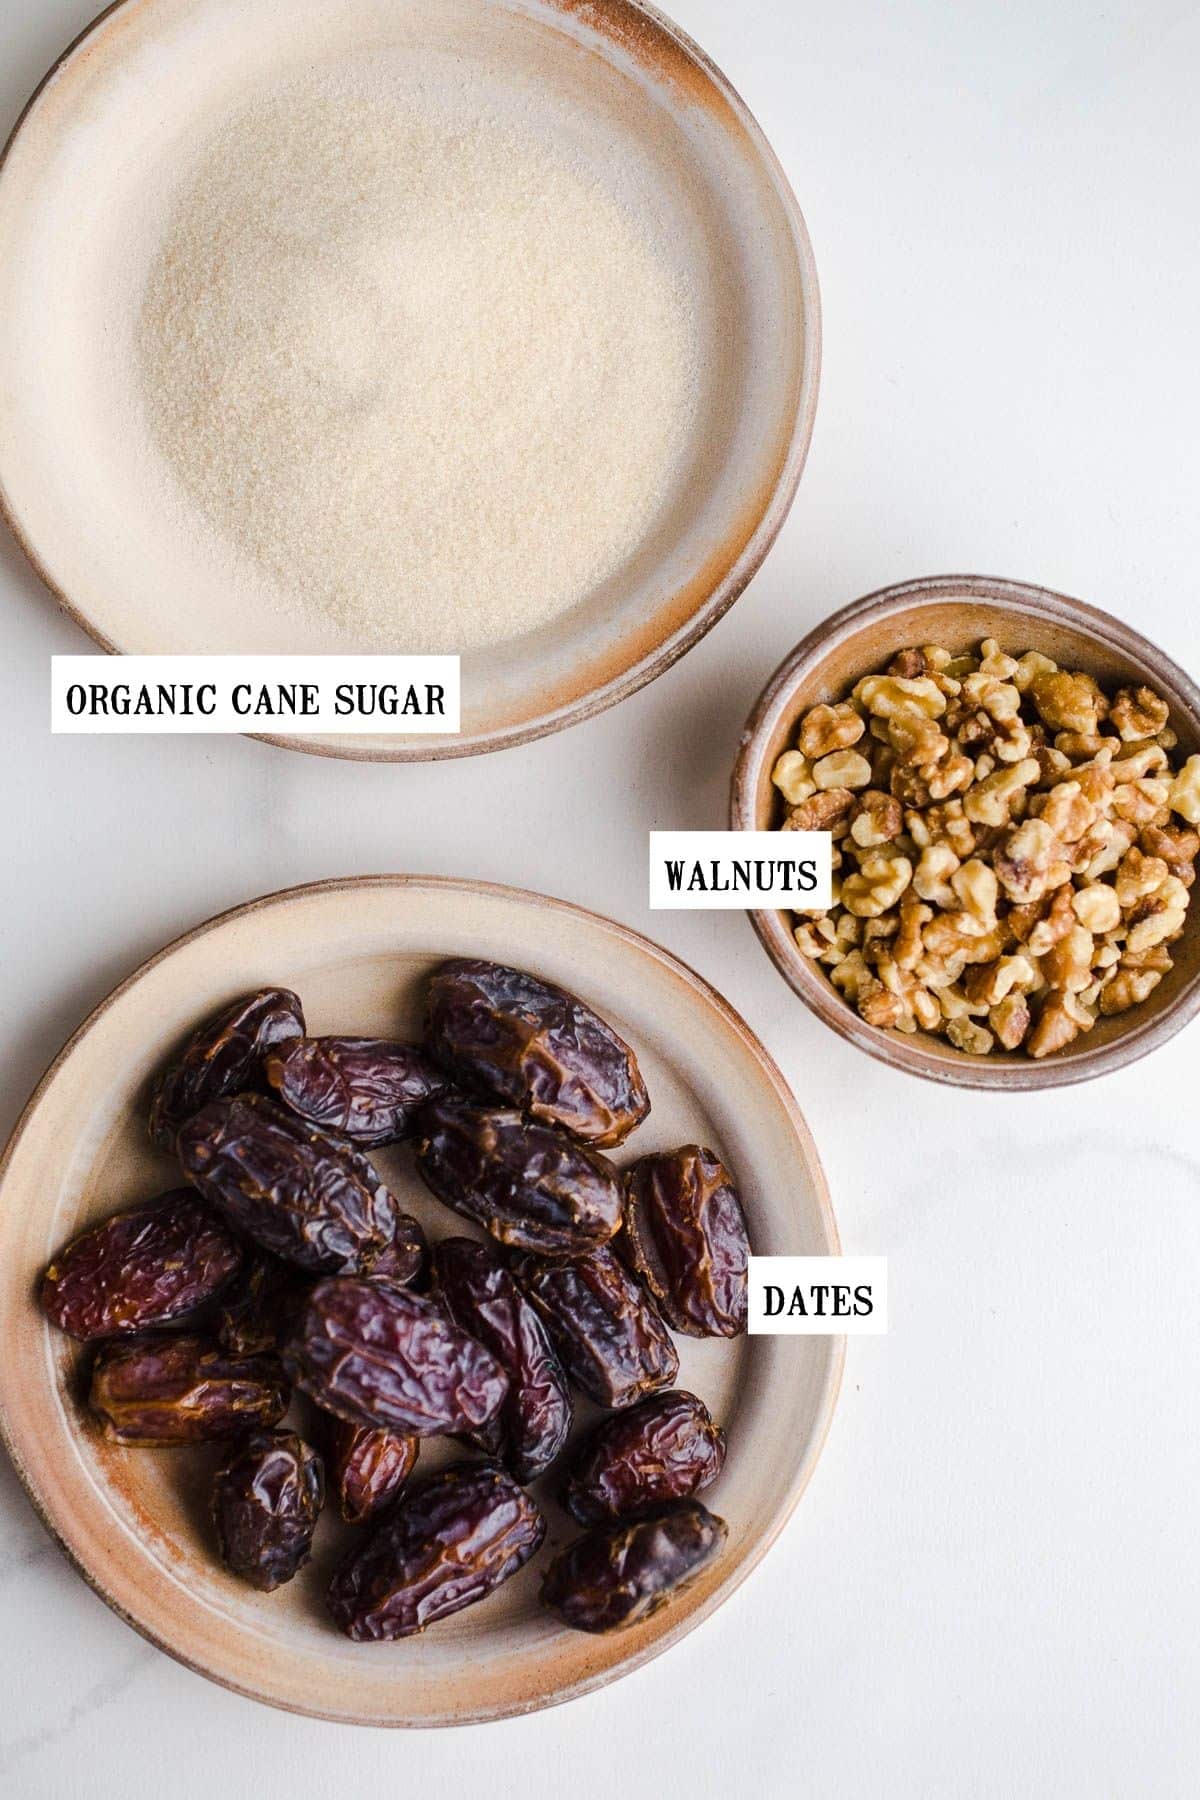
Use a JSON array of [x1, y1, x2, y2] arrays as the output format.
[[283, 1277, 508, 1437], [40, 1189, 242, 1341], [265, 1036, 449, 1147], [327, 1461, 545, 1641], [541, 1501, 727, 1633], [511, 1246, 678, 1409], [434, 1237, 572, 1482], [177, 1093, 417, 1275], [328, 1417, 419, 1526], [213, 1429, 324, 1591], [89, 1334, 289, 1445], [621, 1146, 750, 1338], [149, 988, 305, 1151], [561, 1389, 726, 1525], [215, 1253, 310, 1357], [425, 959, 650, 1147], [415, 1099, 622, 1256]]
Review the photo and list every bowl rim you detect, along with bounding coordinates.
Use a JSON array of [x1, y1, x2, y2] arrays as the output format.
[[0, 0, 821, 764], [730, 572, 1200, 1091], [0, 873, 844, 1725]]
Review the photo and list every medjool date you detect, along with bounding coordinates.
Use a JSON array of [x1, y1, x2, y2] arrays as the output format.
[[327, 1461, 545, 1641], [215, 1253, 309, 1357], [425, 959, 649, 1146], [434, 1237, 572, 1482], [283, 1276, 508, 1437], [149, 988, 304, 1151], [511, 1246, 678, 1409], [415, 1100, 622, 1256], [40, 1189, 242, 1341], [561, 1390, 726, 1525], [327, 1418, 418, 1526], [265, 1037, 448, 1147], [541, 1501, 727, 1633], [89, 1334, 289, 1445], [212, 1429, 324, 1591], [621, 1146, 750, 1337], [177, 1093, 411, 1275]]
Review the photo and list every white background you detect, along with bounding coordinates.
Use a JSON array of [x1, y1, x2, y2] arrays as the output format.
[[3, 1, 1199, 1795]]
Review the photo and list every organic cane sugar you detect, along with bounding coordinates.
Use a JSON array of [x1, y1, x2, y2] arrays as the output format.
[[136, 59, 701, 654]]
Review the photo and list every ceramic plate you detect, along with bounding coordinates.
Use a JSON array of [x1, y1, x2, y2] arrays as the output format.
[[0, 877, 841, 1724], [0, 0, 819, 759]]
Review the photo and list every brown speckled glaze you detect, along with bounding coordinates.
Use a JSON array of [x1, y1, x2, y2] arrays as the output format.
[[732, 575, 1200, 1090], [0, 877, 841, 1723], [0, 0, 820, 762]]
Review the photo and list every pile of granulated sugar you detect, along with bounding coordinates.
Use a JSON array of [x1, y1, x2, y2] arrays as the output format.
[[136, 66, 700, 653]]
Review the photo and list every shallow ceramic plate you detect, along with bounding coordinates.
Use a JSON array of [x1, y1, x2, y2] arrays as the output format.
[[0, 877, 841, 1725], [0, 0, 819, 760]]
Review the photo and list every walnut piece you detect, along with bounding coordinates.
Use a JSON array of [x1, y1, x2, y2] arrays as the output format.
[[1110, 685, 1170, 742], [945, 1016, 994, 1055], [856, 977, 906, 1029], [962, 759, 1040, 827], [1030, 670, 1105, 735], [992, 818, 1069, 904], [1071, 884, 1120, 934], [990, 993, 1031, 1049], [799, 702, 865, 759], [1099, 967, 1164, 1014], [772, 749, 815, 805], [841, 851, 913, 918], [855, 674, 946, 720], [1114, 846, 1168, 907], [1140, 822, 1199, 881], [1169, 755, 1200, 825], [850, 789, 904, 847], [813, 749, 872, 791], [1027, 993, 1092, 1059], [785, 787, 856, 833]]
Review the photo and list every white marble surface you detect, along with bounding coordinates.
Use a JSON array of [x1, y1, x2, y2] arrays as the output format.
[[2, 1, 1199, 1794]]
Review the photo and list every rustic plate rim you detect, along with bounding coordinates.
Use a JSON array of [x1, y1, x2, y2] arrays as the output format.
[[0, 873, 844, 1725], [730, 572, 1200, 1090], [0, 0, 822, 764]]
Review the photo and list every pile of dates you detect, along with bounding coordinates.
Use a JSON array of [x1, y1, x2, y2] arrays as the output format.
[[40, 960, 751, 1640]]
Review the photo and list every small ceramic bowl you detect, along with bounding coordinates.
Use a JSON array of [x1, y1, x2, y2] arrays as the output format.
[[731, 574, 1200, 1089]]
